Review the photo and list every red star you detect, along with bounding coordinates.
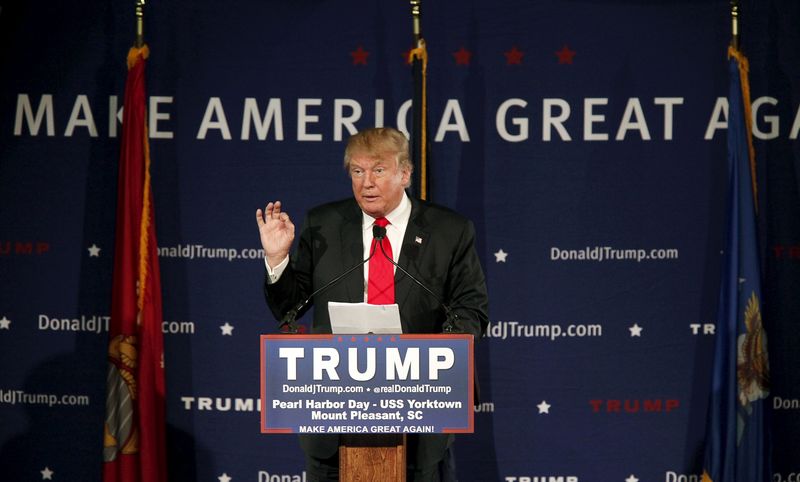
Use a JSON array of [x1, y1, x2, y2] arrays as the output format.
[[452, 47, 472, 66], [350, 46, 369, 65], [504, 46, 524, 65], [555, 44, 576, 64]]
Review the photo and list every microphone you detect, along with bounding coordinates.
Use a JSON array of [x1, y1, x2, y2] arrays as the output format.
[[278, 229, 381, 333], [373, 227, 461, 333], [372, 224, 387, 241]]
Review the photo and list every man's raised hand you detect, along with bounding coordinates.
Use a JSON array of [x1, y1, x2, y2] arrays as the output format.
[[256, 201, 295, 268]]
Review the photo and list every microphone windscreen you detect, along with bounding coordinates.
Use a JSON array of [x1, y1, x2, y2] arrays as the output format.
[[373, 225, 387, 240]]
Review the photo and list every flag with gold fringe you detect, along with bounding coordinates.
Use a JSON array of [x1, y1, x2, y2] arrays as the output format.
[[102, 45, 168, 482], [701, 46, 771, 482]]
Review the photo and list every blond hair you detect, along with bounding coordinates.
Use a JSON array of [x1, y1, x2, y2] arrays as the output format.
[[343, 127, 413, 178]]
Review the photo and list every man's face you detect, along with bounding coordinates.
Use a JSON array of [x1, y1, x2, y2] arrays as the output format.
[[349, 151, 410, 219]]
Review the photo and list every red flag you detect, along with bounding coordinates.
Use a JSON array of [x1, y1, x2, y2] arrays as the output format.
[[103, 45, 167, 482]]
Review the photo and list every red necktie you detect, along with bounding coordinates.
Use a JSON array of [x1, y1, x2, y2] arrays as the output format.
[[368, 217, 394, 304]]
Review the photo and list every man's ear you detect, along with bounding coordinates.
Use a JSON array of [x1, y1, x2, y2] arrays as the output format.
[[401, 165, 412, 187]]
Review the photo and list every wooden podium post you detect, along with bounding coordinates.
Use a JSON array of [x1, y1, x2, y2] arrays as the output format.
[[339, 434, 406, 482]]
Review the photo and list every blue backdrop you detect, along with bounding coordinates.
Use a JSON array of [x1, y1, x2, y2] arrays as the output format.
[[1, 1, 799, 481]]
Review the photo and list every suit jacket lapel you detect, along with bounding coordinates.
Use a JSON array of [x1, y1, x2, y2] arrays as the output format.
[[395, 198, 430, 312], [339, 199, 365, 303]]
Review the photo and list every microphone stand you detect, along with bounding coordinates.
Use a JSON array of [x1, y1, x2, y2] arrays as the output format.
[[373, 227, 462, 333]]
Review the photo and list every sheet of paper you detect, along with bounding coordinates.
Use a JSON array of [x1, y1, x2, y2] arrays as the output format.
[[328, 302, 402, 334]]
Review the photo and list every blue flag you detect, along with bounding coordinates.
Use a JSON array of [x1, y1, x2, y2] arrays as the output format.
[[701, 47, 771, 482]]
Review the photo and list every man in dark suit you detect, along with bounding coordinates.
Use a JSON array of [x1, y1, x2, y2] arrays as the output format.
[[256, 127, 488, 481]]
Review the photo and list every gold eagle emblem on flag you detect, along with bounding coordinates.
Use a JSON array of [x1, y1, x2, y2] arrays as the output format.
[[737, 291, 769, 408]]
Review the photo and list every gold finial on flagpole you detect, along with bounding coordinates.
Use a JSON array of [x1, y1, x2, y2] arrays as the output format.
[[410, 0, 422, 45], [731, 0, 740, 50], [135, 0, 146, 48]]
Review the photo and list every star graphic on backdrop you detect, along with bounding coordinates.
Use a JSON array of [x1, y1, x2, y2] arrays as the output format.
[[504, 46, 524, 65], [537, 400, 551, 414], [87, 244, 101, 257], [452, 47, 472, 66], [494, 249, 508, 263], [555, 44, 576, 64], [350, 46, 369, 65], [220, 322, 234, 336], [629, 323, 643, 337], [41, 467, 54, 480], [625, 475, 639, 482], [0, 316, 11, 329], [218, 473, 232, 482]]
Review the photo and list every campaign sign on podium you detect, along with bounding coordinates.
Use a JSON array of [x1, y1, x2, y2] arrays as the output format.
[[260, 334, 474, 434]]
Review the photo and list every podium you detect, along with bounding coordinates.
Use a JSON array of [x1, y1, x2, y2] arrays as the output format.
[[260, 334, 474, 482]]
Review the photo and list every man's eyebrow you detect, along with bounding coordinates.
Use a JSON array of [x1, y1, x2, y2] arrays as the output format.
[[354, 161, 386, 168]]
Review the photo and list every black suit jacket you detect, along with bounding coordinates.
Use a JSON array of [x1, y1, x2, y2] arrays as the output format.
[[264, 196, 489, 466]]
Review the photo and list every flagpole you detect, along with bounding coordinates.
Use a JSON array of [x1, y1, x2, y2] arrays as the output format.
[[409, 0, 429, 200], [135, 0, 145, 48], [730, 0, 739, 49]]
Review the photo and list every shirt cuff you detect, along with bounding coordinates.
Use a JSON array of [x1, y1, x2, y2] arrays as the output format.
[[265, 255, 289, 284]]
